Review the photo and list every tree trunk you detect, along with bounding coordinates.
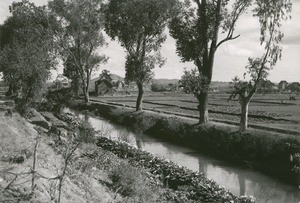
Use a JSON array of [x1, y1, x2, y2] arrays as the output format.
[[74, 77, 80, 98], [136, 83, 144, 111], [197, 92, 209, 124], [240, 99, 249, 132], [7, 83, 14, 96], [82, 83, 89, 103], [75, 84, 79, 98], [83, 90, 89, 103]]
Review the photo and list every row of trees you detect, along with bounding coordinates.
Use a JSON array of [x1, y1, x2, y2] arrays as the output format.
[[0, 0, 292, 131], [176, 0, 292, 130]]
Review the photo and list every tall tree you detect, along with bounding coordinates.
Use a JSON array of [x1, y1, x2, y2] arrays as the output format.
[[0, 1, 56, 110], [49, 0, 108, 103], [104, 0, 177, 111], [229, 0, 292, 131], [169, 0, 291, 124], [63, 48, 81, 97]]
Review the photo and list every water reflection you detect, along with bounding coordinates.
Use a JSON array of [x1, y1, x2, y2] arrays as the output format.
[[239, 175, 246, 196], [64, 108, 300, 203], [135, 135, 142, 149]]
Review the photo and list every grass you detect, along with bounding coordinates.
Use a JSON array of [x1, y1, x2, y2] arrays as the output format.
[[0, 114, 35, 164]]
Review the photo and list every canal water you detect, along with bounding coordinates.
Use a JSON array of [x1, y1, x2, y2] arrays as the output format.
[[64, 108, 300, 203]]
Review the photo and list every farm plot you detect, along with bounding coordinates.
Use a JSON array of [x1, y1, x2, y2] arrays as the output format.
[[90, 91, 300, 133]]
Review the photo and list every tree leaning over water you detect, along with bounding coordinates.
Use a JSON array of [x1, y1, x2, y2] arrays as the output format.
[[169, 0, 292, 124], [49, 0, 108, 103], [104, 0, 178, 111]]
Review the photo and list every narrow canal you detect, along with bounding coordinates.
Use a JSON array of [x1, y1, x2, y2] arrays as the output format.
[[64, 108, 300, 203]]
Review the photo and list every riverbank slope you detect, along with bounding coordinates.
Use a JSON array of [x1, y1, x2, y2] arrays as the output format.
[[0, 110, 121, 202], [1, 104, 251, 202]]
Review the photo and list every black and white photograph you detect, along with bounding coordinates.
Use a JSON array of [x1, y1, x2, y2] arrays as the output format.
[[0, 0, 299, 202]]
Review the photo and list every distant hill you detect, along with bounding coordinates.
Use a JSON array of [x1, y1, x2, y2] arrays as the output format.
[[210, 81, 230, 88], [210, 81, 231, 92], [152, 78, 179, 85]]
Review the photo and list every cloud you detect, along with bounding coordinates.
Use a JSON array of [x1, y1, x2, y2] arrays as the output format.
[[282, 33, 300, 45], [279, 1, 300, 45], [223, 44, 254, 57]]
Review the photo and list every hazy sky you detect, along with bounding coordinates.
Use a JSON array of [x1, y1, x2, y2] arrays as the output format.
[[1, 0, 299, 82]]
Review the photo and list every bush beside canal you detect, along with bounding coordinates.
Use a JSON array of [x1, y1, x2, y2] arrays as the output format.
[[96, 136, 254, 202], [70, 100, 300, 186]]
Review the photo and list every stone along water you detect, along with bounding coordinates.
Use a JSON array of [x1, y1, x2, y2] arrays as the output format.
[[64, 108, 300, 203]]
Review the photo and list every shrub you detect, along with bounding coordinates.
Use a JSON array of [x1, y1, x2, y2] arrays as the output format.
[[97, 137, 253, 203], [109, 162, 142, 197], [14, 98, 32, 117], [76, 120, 97, 143], [151, 83, 167, 92], [291, 153, 300, 174], [39, 88, 73, 112]]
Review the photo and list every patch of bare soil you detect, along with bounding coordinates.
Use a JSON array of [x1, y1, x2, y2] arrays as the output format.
[[0, 112, 117, 202]]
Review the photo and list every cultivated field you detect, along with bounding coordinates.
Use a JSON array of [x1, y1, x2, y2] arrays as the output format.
[[91, 91, 300, 134]]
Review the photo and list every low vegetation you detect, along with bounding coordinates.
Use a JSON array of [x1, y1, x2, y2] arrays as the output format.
[[97, 136, 254, 202], [38, 88, 73, 113]]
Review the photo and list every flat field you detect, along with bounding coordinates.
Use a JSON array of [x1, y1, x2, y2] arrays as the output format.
[[91, 91, 300, 134]]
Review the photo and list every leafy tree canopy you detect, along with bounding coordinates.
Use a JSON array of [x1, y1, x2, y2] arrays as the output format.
[[0, 0, 57, 108], [104, 0, 178, 84], [49, 0, 108, 102], [180, 68, 209, 97]]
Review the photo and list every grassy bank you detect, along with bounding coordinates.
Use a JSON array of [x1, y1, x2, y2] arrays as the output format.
[[69, 100, 300, 186]]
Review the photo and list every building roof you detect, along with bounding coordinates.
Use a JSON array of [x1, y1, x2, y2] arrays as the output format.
[[89, 72, 124, 92], [109, 74, 124, 81], [279, 80, 288, 84]]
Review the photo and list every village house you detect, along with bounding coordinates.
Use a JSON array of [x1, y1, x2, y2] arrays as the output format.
[[287, 82, 300, 93], [278, 80, 288, 92], [90, 70, 125, 95]]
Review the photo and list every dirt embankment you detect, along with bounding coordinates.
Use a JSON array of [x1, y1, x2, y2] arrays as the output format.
[[70, 100, 300, 186], [1, 107, 219, 202], [0, 111, 119, 202]]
